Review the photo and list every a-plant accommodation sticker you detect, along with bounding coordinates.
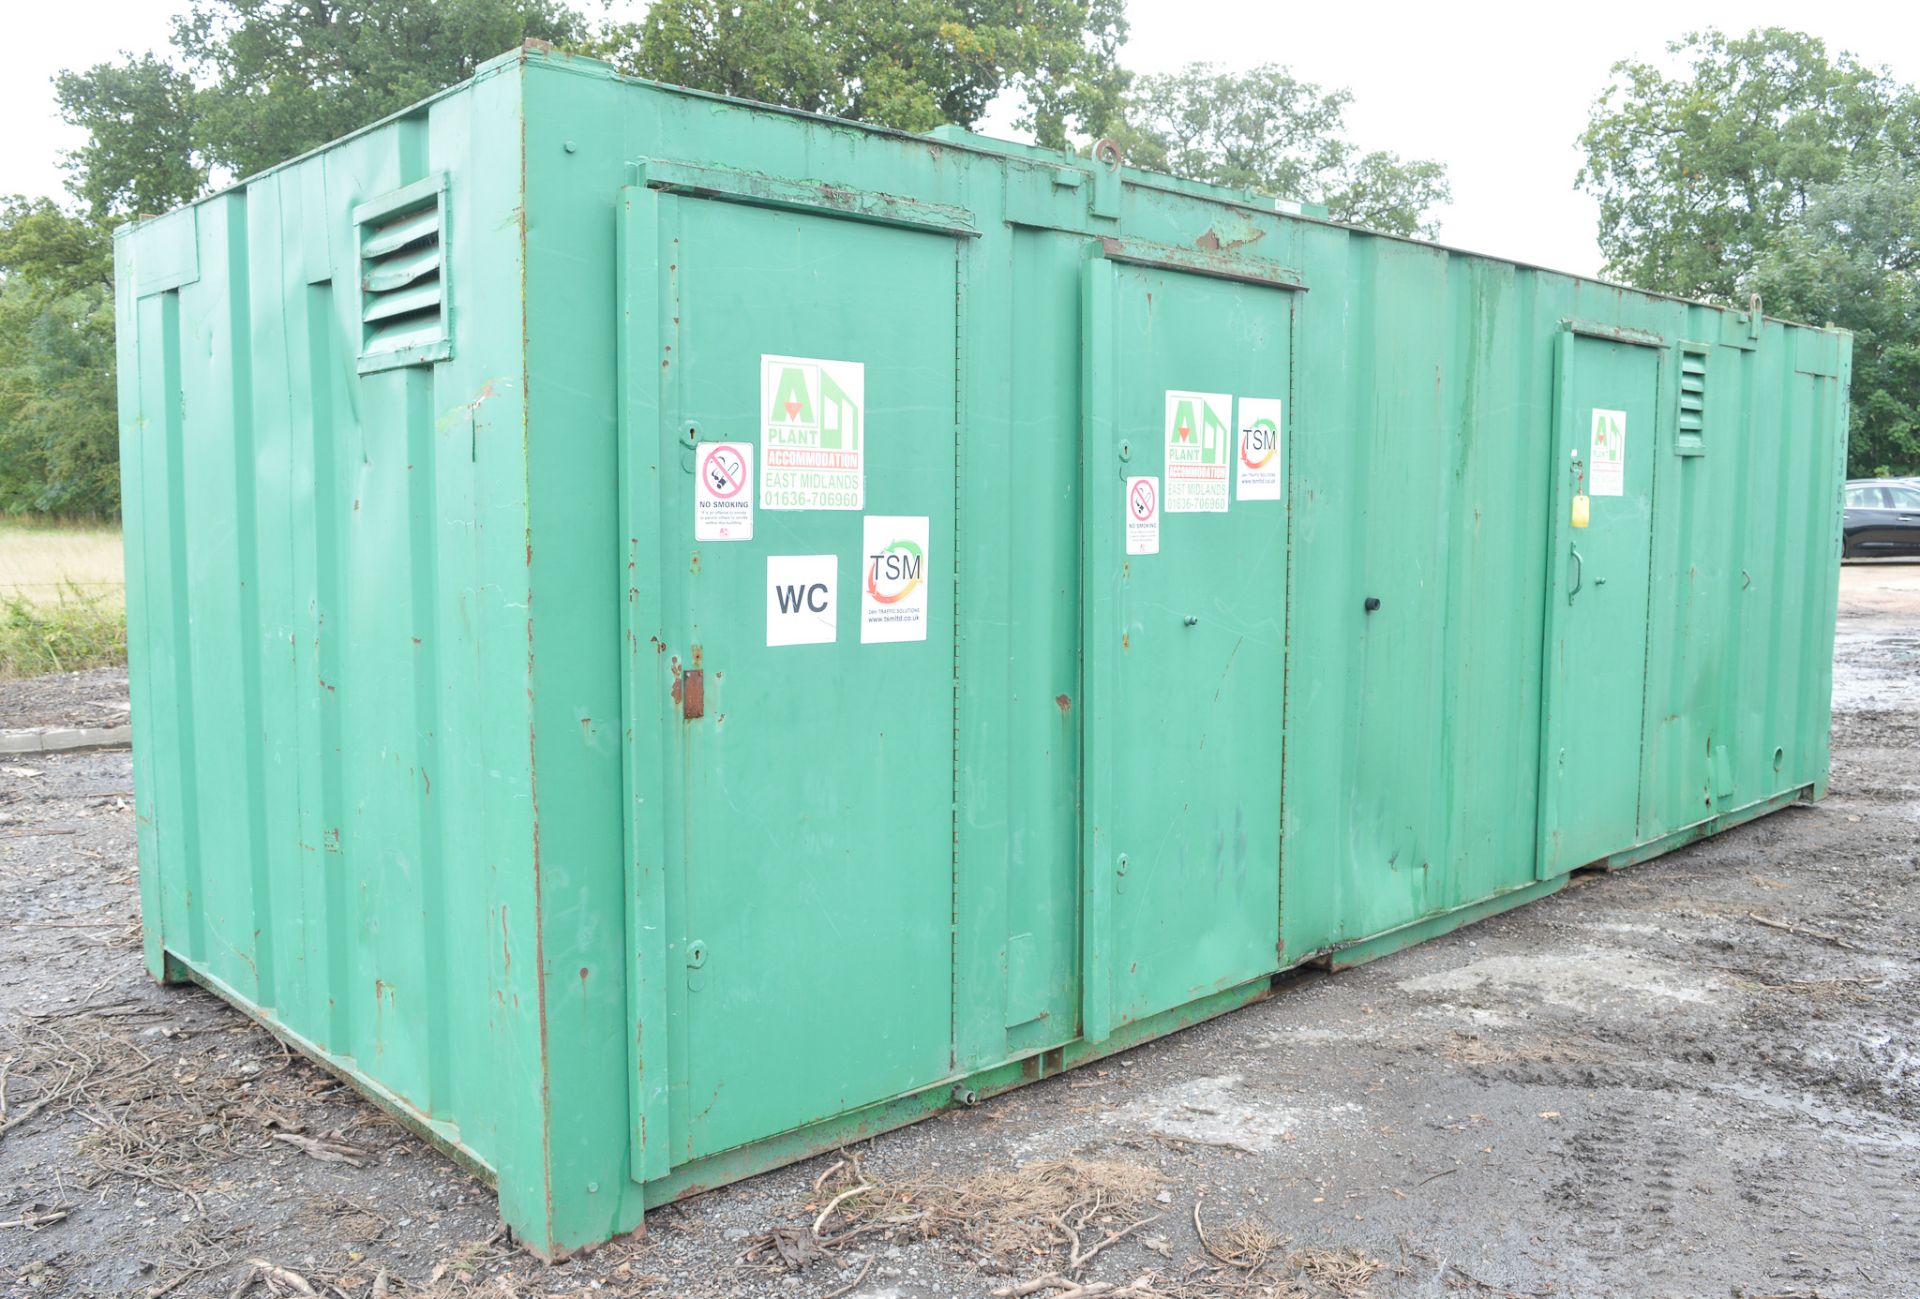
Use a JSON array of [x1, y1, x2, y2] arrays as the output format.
[[1235, 398, 1283, 501], [860, 515, 929, 644], [694, 441, 753, 540], [1125, 476, 1159, 555], [766, 555, 837, 646], [1589, 408, 1626, 497], [761, 354, 865, 510], [1164, 390, 1231, 512]]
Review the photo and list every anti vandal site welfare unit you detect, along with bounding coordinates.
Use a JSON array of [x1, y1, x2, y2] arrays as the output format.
[[113, 43, 1851, 1256]]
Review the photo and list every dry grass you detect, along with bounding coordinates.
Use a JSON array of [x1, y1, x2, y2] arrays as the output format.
[[0, 519, 123, 607], [0, 520, 126, 679], [1286, 1247, 1384, 1298], [733, 1155, 1392, 1299], [791, 1152, 1169, 1276]]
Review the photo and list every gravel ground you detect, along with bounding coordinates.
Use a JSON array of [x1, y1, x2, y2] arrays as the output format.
[[0, 667, 131, 732], [1, 568, 1915, 1299]]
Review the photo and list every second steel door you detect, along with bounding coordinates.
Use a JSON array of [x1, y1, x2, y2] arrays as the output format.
[[1539, 330, 1660, 875], [1081, 251, 1293, 1041]]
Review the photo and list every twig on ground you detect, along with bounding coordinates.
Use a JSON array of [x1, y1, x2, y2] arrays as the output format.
[[0, 1206, 72, 1229], [821, 1256, 874, 1299], [272, 1131, 370, 1168], [1148, 1130, 1259, 1156], [1746, 911, 1860, 951], [812, 1180, 876, 1237], [1070, 1214, 1159, 1271]]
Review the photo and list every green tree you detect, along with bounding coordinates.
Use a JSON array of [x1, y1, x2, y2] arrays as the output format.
[[1578, 27, 1920, 476], [0, 199, 119, 515], [51, 56, 203, 222], [603, 0, 1129, 148], [1577, 28, 1920, 301], [1750, 164, 1920, 475], [1108, 63, 1451, 237], [55, 0, 588, 220]]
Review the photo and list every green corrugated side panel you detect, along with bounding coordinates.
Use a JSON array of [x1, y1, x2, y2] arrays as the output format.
[[1280, 234, 1557, 955], [115, 60, 547, 1192], [1636, 313, 1848, 842]]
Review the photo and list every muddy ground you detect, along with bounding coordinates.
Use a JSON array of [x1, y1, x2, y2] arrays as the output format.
[[2, 566, 1916, 1299]]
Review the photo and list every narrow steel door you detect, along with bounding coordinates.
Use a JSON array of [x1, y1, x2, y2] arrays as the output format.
[[624, 187, 961, 1167], [1080, 252, 1292, 1041], [1539, 330, 1660, 875]]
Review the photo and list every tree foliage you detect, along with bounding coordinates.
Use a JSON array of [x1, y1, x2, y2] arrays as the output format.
[[178, 0, 587, 179], [1109, 63, 1450, 237], [1578, 27, 1920, 475], [51, 56, 203, 223], [1578, 27, 1919, 300], [56, 0, 587, 221], [0, 200, 119, 515], [1751, 164, 1920, 475], [603, 0, 1129, 149]]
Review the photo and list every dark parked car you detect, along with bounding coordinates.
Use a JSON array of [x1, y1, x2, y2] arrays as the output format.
[[1843, 479, 1920, 558]]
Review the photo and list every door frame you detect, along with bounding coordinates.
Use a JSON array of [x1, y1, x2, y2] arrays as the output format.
[[1534, 321, 1671, 880], [1077, 239, 1305, 1043]]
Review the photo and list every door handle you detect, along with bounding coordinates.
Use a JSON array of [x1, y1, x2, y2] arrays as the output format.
[[1568, 545, 1584, 604]]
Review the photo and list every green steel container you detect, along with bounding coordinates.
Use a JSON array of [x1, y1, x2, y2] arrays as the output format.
[[114, 43, 1850, 1257]]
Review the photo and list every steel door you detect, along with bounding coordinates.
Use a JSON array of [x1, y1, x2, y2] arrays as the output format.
[[1080, 251, 1292, 1041], [623, 186, 962, 1167], [1539, 330, 1660, 875]]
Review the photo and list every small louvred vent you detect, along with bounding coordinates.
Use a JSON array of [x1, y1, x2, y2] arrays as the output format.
[[1676, 343, 1708, 455], [1679, 355, 1706, 433], [354, 175, 451, 372]]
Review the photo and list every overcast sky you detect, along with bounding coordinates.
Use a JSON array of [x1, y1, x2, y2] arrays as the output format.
[[4, 1, 1917, 279]]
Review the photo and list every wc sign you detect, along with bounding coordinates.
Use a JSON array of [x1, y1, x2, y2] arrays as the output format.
[[766, 555, 837, 646], [1235, 398, 1283, 501]]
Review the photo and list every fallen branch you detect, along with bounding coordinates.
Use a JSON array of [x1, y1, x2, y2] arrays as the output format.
[[1193, 1200, 1237, 1269], [1148, 1130, 1259, 1156], [1746, 912, 1860, 951], [1070, 1214, 1159, 1271], [812, 1180, 875, 1237], [271, 1131, 370, 1168], [245, 1260, 317, 1296], [0, 1207, 72, 1230], [991, 1281, 1159, 1299], [821, 1257, 874, 1299]]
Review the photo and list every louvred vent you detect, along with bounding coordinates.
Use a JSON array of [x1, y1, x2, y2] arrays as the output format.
[[361, 197, 444, 361]]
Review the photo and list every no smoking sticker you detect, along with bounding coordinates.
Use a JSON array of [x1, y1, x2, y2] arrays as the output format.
[[1125, 476, 1159, 555], [695, 441, 754, 540], [1235, 398, 1283, 501]]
